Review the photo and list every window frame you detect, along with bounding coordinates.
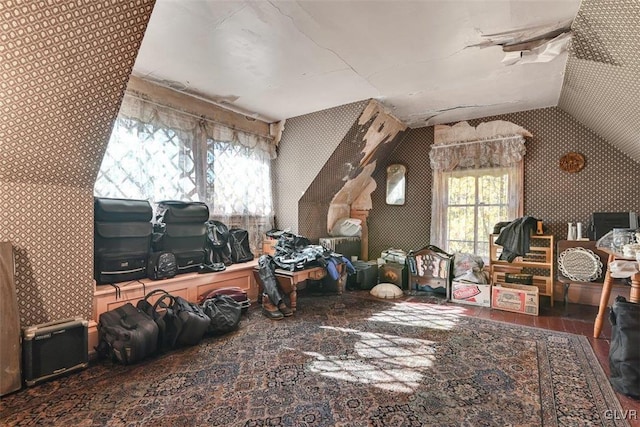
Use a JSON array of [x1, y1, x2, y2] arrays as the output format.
[[431, 160, 523, 260]]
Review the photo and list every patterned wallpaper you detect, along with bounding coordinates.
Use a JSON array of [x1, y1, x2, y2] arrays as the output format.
[[0, 0, 154, 325], [273, 100, 368, 232], [369, 107, 640, 260], [559, 0, 640, 164]]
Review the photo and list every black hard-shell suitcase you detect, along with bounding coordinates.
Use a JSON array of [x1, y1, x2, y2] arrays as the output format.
[[95, 221, 152, 254], [97, 303, 159, 365], [152, 223, 207, 252], [94, 251, 148, 284], [94, 197, 152, 222], [174, 249, 206, 273], [155, 201, 209, 224]]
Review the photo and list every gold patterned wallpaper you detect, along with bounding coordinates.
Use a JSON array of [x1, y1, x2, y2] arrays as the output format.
[[0, 0, 155, 325]]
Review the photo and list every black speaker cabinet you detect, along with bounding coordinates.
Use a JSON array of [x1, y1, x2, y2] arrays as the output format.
[[22, 318, 89, 386]]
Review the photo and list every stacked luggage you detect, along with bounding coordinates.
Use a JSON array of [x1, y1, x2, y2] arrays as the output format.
[[152, 201, 209, 274], [94, 197, 153, 285]]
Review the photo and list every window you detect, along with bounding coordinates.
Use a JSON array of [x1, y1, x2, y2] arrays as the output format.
[[94, 93, 276, 254], [429, 134, 526, 262], [444, 168, 514, 261], [94, 118, 199, 202]]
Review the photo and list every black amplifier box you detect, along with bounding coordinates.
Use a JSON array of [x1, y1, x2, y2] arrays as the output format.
[[22, 318, 89, 386]]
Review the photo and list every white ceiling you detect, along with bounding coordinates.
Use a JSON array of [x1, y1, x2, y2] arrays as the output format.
[[133, 0, 582, 128]]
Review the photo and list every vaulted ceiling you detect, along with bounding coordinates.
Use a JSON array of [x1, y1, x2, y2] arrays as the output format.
[[132, 0, 640, 162]]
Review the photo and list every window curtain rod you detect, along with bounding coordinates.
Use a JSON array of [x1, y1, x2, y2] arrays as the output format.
[[430, 135, 524, 149], [122, 92, 274, 141]]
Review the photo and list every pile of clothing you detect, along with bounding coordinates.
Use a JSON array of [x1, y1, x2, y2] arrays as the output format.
[[266, 229, 355, 279]]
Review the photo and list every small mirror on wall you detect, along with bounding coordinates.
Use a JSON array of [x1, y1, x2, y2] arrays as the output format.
[[386, 164, 406, 205]]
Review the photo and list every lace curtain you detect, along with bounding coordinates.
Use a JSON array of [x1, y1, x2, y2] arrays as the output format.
[[429, 135, 526, 249], [95, 92, 276, 254]]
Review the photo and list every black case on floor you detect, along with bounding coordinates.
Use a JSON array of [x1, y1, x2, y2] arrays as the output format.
[[94, 197, 153, 222], [98, 303, 159, 365], [22, 318, 89, 386], [155, 201, 209, 224]]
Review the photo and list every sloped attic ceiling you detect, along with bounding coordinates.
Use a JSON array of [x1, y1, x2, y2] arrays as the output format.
[[559, 0, 640, 164], [133, 0, 640, 163], [132, 0, 580, 127]]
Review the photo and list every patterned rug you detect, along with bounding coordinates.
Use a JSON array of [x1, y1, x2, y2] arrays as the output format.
[[0, 293, 629, 426]]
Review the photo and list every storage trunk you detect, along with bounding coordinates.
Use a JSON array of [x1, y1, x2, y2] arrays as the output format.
[[22, 318, 89, 386]]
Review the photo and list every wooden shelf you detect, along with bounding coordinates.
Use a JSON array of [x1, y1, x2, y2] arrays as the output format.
[[489, 234, 555, 307]]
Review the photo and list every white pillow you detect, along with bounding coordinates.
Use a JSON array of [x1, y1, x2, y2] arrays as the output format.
[[370, 283, 403, 299]]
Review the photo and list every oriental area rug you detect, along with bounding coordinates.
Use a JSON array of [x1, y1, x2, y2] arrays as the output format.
[[0, 294, 629, 426]]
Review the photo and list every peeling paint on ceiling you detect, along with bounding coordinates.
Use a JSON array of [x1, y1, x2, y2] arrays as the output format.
[[133, 0, 581, 127]]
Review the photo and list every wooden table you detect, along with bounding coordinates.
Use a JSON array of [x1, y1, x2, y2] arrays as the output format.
[[593, 248, 640, 338], [253, 265, 331, 312]]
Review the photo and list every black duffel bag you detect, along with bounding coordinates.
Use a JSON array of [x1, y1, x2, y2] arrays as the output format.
[[137, 290, 183, 352], [97, 303, 159, 364], [201, 295, 242, 335], [173, 295, 210, 346], [609, 296, 640, 398], [137, 289, 210, 350]]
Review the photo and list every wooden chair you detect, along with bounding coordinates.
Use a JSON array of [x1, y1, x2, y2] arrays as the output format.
[[406, 246, 452, 299]]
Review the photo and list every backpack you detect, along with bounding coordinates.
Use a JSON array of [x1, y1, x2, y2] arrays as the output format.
[[205, 220, 233, 265], [147, 252, 178, 280], [228, 228, 254, 263]]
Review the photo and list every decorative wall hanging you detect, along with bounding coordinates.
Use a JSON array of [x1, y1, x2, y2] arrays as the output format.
[[559, 152, 585, 173]]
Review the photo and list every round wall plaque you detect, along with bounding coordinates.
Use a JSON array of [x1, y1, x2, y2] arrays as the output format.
[[559, 152, 585, 173]]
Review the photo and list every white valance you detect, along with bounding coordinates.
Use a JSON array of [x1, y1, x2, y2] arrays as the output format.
[[429, 135, 526, 172], [120, 92, 277, 159]]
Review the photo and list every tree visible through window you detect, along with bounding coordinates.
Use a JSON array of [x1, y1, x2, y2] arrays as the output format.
[[445, 168, 510, 261]]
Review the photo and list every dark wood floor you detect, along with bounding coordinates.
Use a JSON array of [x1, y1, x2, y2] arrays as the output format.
[[455, 298, 640, 426]]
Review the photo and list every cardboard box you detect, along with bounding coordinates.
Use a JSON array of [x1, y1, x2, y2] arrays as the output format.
[[491, 283, 539, 316], [451, 281, 491, 307]]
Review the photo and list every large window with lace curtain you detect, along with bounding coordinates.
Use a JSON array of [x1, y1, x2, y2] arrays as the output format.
[[94, 92, 275, 253], [430, 134, 526, 262], [441, 167, 516, 261]]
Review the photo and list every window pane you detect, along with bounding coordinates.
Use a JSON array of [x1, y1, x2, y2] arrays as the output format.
[[208, 140, 272, 216], [447, 206, 475, 255], [478, 205, 508, 241], [94, 118, 197, 202], [448, 175, 475, 205], [479, 173, 508, 205]]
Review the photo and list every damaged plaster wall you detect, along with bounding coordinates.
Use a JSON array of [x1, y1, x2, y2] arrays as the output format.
[[327, 101, 407, 234], [273, 101, 369, 232], [297, 100, 407, 242]]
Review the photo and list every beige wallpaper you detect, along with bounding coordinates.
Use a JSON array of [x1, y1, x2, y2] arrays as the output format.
[[369, 107, 640, 259], [273, 100, 368, 232], [559, 0, 640, 164], [0, 0, 155, 325]]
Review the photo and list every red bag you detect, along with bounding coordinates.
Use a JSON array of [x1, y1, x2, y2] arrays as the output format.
[[198, 287, 250, 312]]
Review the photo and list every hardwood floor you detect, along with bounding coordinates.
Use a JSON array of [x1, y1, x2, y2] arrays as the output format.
[[455, 298, 640, 426]]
